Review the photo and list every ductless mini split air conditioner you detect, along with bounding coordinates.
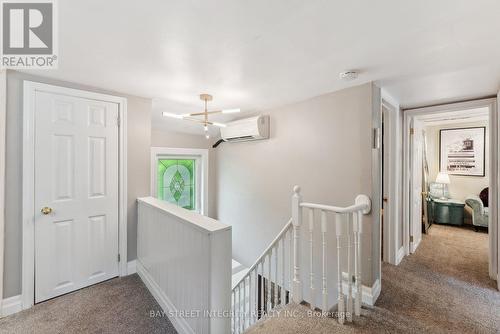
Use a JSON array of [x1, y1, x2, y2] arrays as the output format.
[[220, 115, 270, 142]]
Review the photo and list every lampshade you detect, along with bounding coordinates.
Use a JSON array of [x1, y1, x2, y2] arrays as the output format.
[[436, 172, 451, 184]]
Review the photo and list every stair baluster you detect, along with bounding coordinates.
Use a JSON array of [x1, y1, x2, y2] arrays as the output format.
[[289, 228, 293, 301], [274, 246, 278, 308], [281, 237, 286, 306], [347, 213, 353, 322], [308, 208, 315, 310], [336, 213, 345, 324], [321, 210, 328, 313], [230, 187, 370, 333], [355, 210, 363, 316]]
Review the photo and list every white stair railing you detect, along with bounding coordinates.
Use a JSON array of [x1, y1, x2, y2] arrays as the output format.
[[231, 186, 370, 333], [231, 218, 293, 334]]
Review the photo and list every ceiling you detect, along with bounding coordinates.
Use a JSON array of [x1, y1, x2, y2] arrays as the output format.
[[417, 107, 489, 127], [23, 0, 500, 135]]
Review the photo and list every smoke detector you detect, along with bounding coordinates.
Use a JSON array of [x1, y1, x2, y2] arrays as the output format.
[[339, 71, 358, 81]]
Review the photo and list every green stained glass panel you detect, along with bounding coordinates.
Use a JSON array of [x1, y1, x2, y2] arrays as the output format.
[[157, 159, 195, 210]]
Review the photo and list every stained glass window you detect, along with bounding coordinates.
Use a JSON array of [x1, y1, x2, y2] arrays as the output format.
[[157, 159, 196, 210]]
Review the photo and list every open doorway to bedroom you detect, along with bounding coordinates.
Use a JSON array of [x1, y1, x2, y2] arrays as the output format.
[[403, 99, 498, 287]]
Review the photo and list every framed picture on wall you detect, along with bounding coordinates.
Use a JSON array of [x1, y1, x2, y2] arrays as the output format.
[[439, 126, 486, 176]]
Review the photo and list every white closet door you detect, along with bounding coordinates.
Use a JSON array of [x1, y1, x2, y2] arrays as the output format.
[[410, 118, 423, 253], [34, 91, 119, 303], [497, 90, 500, 291]]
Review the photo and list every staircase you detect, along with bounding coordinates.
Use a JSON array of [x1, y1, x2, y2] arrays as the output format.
[[231, 186, 371, 334], [232, 259, 249, 289]]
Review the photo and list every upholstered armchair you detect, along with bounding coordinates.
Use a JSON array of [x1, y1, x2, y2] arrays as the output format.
[[465, 196, 489, 229]]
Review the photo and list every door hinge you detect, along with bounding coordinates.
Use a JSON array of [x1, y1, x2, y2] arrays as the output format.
[[410, 128, 414, 135], [118, 254, 121, 262], [410, 236, 414, 242], [117, 115, 121, 127], [372, 128, 380, 149]]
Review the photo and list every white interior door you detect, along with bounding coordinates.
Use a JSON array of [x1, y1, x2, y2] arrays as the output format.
[[497, 90, 500, 290], [410, 118, 423, 253], [382, 106, 391, 262], [34, 91, 119, 303]]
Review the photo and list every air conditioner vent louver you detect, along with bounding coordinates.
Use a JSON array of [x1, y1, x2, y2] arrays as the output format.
[[225, 135, 255, 141], [220, 115, 269, 143]]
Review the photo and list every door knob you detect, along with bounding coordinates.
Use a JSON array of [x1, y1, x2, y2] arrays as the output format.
[[41, 207, 53, 215]]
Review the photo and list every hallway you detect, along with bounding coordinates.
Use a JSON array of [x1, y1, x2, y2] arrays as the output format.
[[377, 224, 499, 332], [0, 275, 176, 334], [0, 225, 498, 333], [247, 224, 500, 333]]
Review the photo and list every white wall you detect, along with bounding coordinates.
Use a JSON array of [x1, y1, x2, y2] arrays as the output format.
[[426, 121, 489, 201], [215, 83, 376, 284], [150, 129, 217, 218], [0, 70, 6, 304], [3, 71, 152, 298]]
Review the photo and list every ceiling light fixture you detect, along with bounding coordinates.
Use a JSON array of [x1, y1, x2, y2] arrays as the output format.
[[162, 94, 240, 138]]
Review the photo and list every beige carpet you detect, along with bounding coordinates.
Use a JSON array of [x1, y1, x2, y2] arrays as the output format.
[[246, 224, 500, 333], [1, 225, 498, 333], [0, 274, 176, 334]]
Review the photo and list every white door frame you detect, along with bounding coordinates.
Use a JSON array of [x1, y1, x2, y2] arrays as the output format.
[[403, 98, 498, 282], [150, 147, 208, 216], [380, 89, 403, 265], [0, 70, 7, 310], [22, 81, 128, 309]]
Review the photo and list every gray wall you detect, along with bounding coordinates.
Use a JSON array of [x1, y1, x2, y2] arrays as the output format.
[[3, 71, 152, 298], [150, 129, 217, 218], [215, 83, 376, 285]]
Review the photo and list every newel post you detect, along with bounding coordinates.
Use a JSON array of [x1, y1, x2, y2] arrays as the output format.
[[292, 185, 303, 302]]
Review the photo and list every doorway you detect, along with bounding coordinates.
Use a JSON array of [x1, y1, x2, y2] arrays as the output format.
[[22, 82, 128, 308], [380, 92, 403, 266], [403, 99, 498, 282]]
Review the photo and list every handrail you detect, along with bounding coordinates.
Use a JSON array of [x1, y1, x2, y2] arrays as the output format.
[[300, 202, 369, 213], [231, 188, 372, 333], [232, 218, 292, 289]]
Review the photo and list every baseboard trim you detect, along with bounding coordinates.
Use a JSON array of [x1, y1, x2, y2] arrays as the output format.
[[341, 274, 381, 306], [364, 279, 381, 306], [396, 246, 405, 265], [410, 237, 422, 253], [136, 260, 194, 334], [127, 260, 137, 275], [2, 295, 22, 317]]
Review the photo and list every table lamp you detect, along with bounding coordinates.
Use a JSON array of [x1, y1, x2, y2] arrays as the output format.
[[435, 172, 450, 199]]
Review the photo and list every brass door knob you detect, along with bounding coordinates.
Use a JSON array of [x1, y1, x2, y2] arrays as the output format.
[[41, 207, 53, 215]]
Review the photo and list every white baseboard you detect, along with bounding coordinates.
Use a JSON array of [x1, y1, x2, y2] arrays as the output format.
[[410, 237, 422, 253], [341, 274, 381, 306], [127, 260, 137, 275], [2, 295, 22, 317], [364, 279, 381, 306], [396, 246, 405, 265], [136, 260, 194, 334]]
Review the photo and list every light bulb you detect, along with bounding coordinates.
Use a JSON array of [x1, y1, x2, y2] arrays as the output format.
[[205, 134, 210, 139], [213, 122, 227, 128], [162, 112, 184, 119], [222, 108, 241, 114], [204, 125, 208, 132]]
